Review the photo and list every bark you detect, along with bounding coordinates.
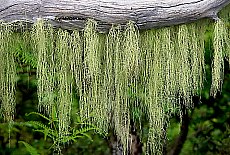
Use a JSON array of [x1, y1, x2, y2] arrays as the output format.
[[167, 105, 190, 155], [108, 120, 142, 155], [166, 96, 200, 155], [0, 0, 229, 32]]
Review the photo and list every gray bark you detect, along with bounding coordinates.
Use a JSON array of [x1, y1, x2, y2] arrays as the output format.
[[0, 0, 229, 32]]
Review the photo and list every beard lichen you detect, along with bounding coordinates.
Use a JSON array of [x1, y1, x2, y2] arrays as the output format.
[[0, 23, 16, 123], [211, 19, 228, 97], [31, 19, 56, 115], [139, 22, 206, 154], [0, 9, 230, 155]]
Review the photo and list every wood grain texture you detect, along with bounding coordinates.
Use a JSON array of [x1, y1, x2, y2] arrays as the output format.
[[0, 0, 229, 32]]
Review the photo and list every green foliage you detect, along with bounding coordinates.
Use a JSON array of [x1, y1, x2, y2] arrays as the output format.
[[0, 68, 109, 155], [13, 32, 37, 68], [23, 111, 97, 152], [19, 141, 39, 155]]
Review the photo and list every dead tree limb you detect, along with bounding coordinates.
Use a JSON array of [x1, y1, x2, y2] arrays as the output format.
[[0, 0, 229, 32]]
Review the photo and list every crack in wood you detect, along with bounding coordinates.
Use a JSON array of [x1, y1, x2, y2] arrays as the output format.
[[55, 16, 86, 21]]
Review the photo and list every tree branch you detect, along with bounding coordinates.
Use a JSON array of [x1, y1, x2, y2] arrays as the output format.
[[0, 0, 229, 32], [167, 105, 190, 155]]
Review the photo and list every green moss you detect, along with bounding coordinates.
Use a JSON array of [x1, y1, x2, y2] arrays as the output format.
[[211, 20, 227, 97], [0, 23, 16, 122], [55, 28, 73, 139], [138, 22, 207, 154], [31, 19, 55, 115], [219, 4, 230, 68]]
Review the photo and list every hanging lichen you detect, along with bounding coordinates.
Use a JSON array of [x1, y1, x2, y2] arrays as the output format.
[[187, 22, 205, 95], [157, 27, 177, 112], [104, 24, 130, 150], [176, 24, 193, 105], [211, 19, 227, 97], [141, 28, 162, 154], [31, 19, 55, 115], [0, 23, 17, 123], [115, 21, 140, 153], [81, 19, 100, 125], [31, 20, 74, 148], [13, 29, 37, 68], [55, 29, 73, 140], [0, 6, 230, 155], [219, 4, 230, 64], [70, 30, 82, 94], [138, 21, 206, 154]]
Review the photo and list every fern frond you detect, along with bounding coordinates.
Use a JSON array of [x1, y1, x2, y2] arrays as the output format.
[[19, 141, 39, 155], [25, 121, 52, 131], [74, 127, 96, 135], [26, 112, 51, 122], [33, 129, 56, 140], [80, 133, 93, 141]]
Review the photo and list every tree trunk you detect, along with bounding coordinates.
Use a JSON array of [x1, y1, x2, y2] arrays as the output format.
[[0, 0, 229, 32], [167, 106, 190, 155], [107, 120, 142, 155]]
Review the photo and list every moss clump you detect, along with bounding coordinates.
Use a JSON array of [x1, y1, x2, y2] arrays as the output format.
[[31, 19, 55, 115], [211, 20, 227, 97], [0, 23, 16, 122]]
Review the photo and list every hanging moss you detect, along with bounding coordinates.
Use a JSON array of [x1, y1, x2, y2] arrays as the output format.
[[70, 30, 82, 94], [55, 29, 73, 139], [105, 25, 130, 149], [211, 20, 227, 97], [13, 30, 37, 68], [138, 22, 207, 154], [219, 4, 230, 67], [0, 23, 17, 122], [211, 4, 230, 96], [31, 20, 74, 146], [187, 22, 205, 95], [157, 27, 177, 112], [31, 19, 55, 115], [81, 19, 101, 125], [176, 24, 192, 105], [1, 8, 230, 154]]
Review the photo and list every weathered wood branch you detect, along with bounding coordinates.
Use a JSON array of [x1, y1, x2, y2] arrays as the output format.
[[0, 0, 229, 32]]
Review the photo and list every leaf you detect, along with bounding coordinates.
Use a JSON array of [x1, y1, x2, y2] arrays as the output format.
[[81, 133, 93, 141], [19, 141, 39, 155], [26, 112, 51, 122], [33, 129, 55, 140]]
